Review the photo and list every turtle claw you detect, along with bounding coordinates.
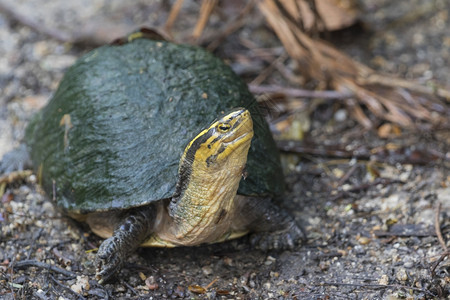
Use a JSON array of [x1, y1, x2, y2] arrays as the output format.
[[250, 223, 306, 251], [95, 236, 123, 284]]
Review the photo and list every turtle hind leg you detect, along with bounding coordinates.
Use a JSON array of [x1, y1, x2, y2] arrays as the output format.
[[234, 196, 306, 251], [95, 204, 157, 284]]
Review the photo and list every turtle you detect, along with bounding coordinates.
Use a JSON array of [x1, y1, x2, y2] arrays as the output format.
[[0, 30, 304, 283]]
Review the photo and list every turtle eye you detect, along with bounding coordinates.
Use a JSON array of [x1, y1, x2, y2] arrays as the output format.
[[217, 122, 231, 133]]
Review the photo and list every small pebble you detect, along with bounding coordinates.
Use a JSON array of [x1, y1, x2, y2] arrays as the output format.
[[319, 261, 329, 271], [334, 109, 347, 122], [70, 275, 90, 294], [202, 265, 213, 276], [358, 237, 371, 245], [42, 201, 56, 217], [19, 186, 31, 195], [399, 171, 410, 182], [396, 268, 408, 281], [353, 245, 366, 255], [35, 290, 46, 299], [138, 272, 146, 281], [33, 41, 51, 58], [378, 274, 389, 285], [265, 256, 276, 265], [223, 257, 233, 266], [145, 276, 158, 290], [270, 271, 279, 278], [173, 285, 185, 297], [29, 174, 37, 183], [249, 280, 256, 288], [115, 285, 126, 292], [404, 261, 414, 269]]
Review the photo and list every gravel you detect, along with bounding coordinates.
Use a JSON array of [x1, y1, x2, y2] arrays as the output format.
[[0, 0, 449, 299]]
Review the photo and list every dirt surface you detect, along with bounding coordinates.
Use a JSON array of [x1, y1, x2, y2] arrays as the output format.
[[1, 1, 449, 299]]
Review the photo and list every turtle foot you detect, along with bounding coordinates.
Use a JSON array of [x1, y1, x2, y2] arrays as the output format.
[[249, 222, 306, 251], [95, 236, 124, 284]]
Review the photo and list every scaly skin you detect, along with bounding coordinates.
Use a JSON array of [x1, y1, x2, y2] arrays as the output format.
[[233, 196, 306, 250], [95, 204, 157, 284]]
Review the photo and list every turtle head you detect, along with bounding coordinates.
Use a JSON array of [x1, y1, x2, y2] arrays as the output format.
[[179, 108, 253, 173], [166, 108, 254, 245], [195, 108, 254, 170]]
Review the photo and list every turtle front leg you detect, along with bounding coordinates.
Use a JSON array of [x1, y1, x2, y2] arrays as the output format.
[[234, 196, 306, 251], [95, 204, 157, 284]]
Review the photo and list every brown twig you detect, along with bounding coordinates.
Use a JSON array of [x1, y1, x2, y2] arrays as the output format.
[[50, 274, 86, 299], [204, 277, 219, 290], [431, 250, 450, 277], [52, 248, 72, 267], [191, 0, 218, 42], [330, 178, 405, 201], [164, 0, 185, 33], [430, 202, 450, 277], [319, 282, 437, 298], [122, 281, 139, 296], [249, 84, 353, 99], [258, 0, 450, 129], [52, 179, 57, 202], [250, 54, 289, 86], [346, 97, 373, 128], [13, 259, 76, 278], [373, 230, 436, 238], [26, 228, 44, 260], [276, 141, 367, 159], [363, 73, 450, 101], [277, 140, 447, 165], [303, 0, 327, 35], [336, 163, 359, 187], [434, 202, 448, 252]]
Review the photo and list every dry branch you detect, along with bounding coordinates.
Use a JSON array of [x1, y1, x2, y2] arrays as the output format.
[[13, 260, 76, 278], [249, 84, 352, 99], [165, 0, 185, 33], [257, 0, 450, 129], [191, 0, 218, 41], [434, 202, 448, 252]]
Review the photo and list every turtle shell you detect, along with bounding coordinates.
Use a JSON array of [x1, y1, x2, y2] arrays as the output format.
[[25, 37, 284, 213]]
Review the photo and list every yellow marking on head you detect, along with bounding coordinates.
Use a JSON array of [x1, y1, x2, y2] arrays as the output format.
[[181, 108, 253, 171]]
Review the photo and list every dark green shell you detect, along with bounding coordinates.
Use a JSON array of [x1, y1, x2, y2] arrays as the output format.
[[25, 37, 284, 213]]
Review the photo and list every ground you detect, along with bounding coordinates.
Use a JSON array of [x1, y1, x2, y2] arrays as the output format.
[[0, 1, 449, 299]]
